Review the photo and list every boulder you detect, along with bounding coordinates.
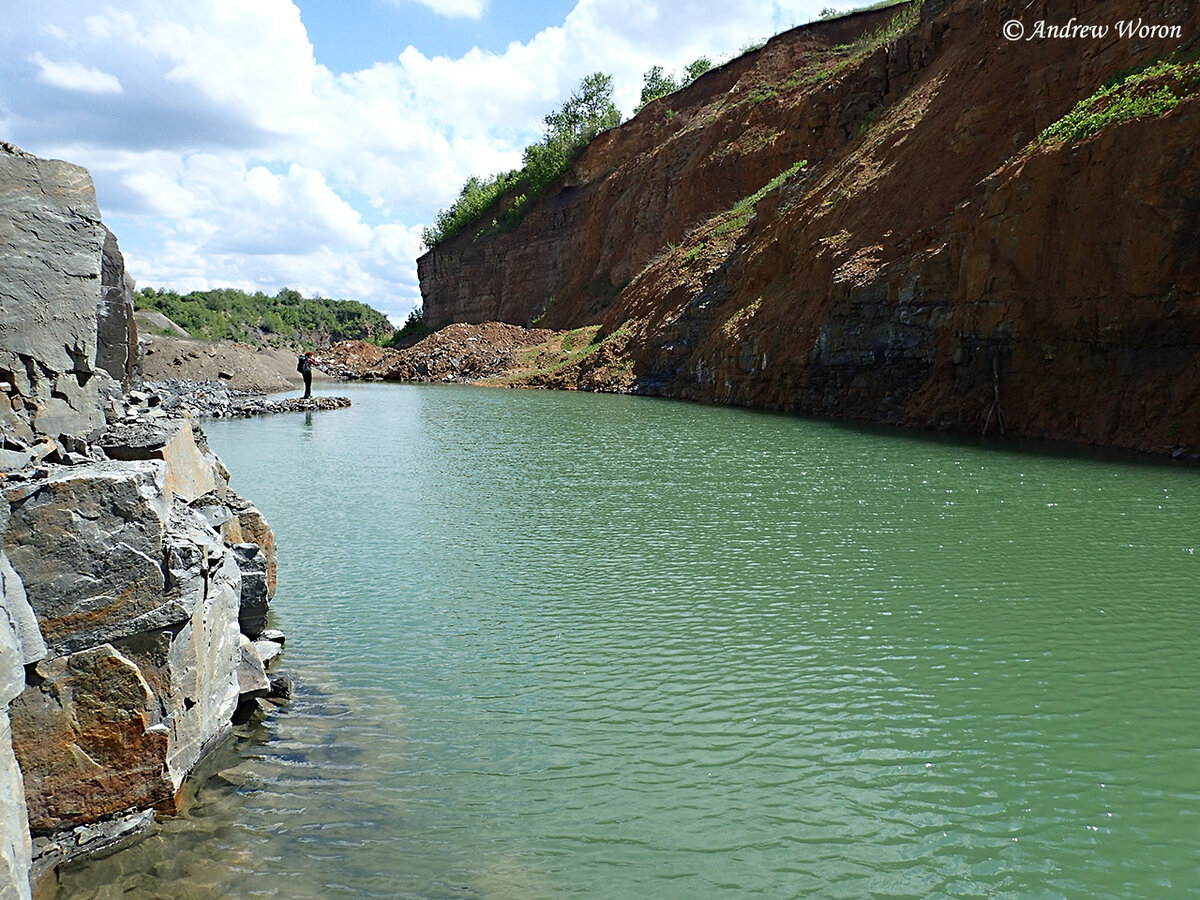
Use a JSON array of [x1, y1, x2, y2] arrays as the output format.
[[223, 492, 277, 597], [266, 673, 294, 703], [9, 498, 243, 832], [231, 543, 270, 639], [99, 420, 217, 503], [8, 645, 172, 832], [2, 461, 175, 657], [236, 635, 269, 699], [252, 638, 282, 667]]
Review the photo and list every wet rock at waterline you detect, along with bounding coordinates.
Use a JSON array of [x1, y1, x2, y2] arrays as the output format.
[[0, 142, 288, 897]]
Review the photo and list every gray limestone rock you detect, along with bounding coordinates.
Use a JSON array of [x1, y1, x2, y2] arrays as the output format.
[[95, 228, 139, 389], [0, 143, 128, 445], [1, 552, 47, 667], [9, 500, 243, 833], [267, 672, 294, 702], [0, 565, 33, 900], [0, 143, 280, 881], [2, 461, 174, 657], [8, 645, 172, 832], [236, 635, 270, 700], [30, 809, 155, 885], [99, 420, 218, 503], [161, 530, 241, 788], [253, 638, 283, 667], [232, 543, 270, 639]]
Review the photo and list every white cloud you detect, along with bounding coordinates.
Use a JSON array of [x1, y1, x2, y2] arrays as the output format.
[[403, 0, 489, 20], [30, 52, 122, 94], [2, 0, 834, 322]]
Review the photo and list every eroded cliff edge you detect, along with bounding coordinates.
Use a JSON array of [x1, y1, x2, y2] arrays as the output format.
[[0, 143, 283, 898], [418, 0, 1200, 455]]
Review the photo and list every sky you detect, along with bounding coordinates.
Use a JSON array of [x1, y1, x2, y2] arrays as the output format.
[[1, 0, 839, 324]]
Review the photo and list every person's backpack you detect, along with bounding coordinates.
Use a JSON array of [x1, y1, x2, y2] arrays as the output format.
[[297, 355, 307, 373]]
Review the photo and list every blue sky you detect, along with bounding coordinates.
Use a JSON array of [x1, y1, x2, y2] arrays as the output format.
[[1, 0, 835, 323], [295, 0, 582, 73]]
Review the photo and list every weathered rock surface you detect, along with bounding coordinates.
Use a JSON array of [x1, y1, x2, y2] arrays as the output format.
[[418, 0, 1200, 456], [3, 461, 174, 658], [10, 645, 172, 832], [232, 543, 271, 639], [0, 558, 33, 900], [99, 420, 217, 503], [0, 143, 126, 448], [0, 143, 286, 896]]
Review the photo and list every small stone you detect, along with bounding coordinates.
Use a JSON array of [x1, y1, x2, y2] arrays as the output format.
[[267, 673, 294, 702]]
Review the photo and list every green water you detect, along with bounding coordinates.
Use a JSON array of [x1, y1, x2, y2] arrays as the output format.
[[62, 384, 1200, 899]]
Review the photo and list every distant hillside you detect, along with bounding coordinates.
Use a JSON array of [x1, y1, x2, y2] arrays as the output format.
[[136, 286, 394, 349]]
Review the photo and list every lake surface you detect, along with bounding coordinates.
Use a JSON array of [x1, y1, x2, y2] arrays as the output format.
[[61, 383, 1200, 898]]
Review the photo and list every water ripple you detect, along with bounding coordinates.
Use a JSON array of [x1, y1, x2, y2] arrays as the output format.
[[60, 385, 1200, 899]]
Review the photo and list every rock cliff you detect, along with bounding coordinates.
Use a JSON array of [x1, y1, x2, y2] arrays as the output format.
[[0, 144, 282, 897], [418, 0, 1200, 455]]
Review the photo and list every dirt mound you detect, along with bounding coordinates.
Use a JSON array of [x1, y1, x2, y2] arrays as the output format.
[[322, 323, 554, 383], [139, 335, 333, 394]]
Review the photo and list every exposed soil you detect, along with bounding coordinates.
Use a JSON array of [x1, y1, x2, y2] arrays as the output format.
[[413, 0, 1200, 457], [319, 323, 555, 383], [139, 335, 336, 394]]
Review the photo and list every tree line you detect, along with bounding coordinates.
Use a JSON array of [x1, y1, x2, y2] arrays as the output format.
[[136, 286, 395, 348]]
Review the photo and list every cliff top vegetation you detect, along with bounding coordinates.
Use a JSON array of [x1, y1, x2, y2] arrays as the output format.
[[419, 0, 916, 253], [420, 72, 620, 249]]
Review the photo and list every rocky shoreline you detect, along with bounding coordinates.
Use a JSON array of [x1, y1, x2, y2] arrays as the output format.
[[0, 143, 312, 898], [138, 378, 351, 419]]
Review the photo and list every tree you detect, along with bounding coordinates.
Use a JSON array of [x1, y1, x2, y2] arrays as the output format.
[[684, 57, 714, 82], [638, 65, 680, 111], [424, 73, 619, 248], [635, 58, 718, 114], [542, 72, 621, 148]]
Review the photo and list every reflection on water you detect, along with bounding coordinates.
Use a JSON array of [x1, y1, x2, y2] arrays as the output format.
[[59, 384, 1200, 899]]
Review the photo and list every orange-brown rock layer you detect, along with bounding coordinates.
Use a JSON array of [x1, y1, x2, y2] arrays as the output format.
[[418, 0, 1200, 456]]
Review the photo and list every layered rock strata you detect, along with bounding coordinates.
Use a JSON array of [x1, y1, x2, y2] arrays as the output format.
[[419, 0, 1200, 455], [0, 143, 282, 897]]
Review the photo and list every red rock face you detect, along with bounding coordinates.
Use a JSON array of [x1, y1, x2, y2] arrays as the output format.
[[10, 647, 172, 832], [418, 0, 1200, 455]]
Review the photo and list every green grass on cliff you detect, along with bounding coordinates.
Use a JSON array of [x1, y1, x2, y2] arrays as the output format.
[[1038, 58, 1200, 146], [715, 159, 809, 236]]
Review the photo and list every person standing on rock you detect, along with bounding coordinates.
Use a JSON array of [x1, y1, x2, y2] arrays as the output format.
[[297, 351, 315, 399]]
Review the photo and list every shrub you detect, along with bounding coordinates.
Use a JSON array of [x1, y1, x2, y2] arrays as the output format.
[[1038, 59, 1200, 145], [423, 73, 619, 249]]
